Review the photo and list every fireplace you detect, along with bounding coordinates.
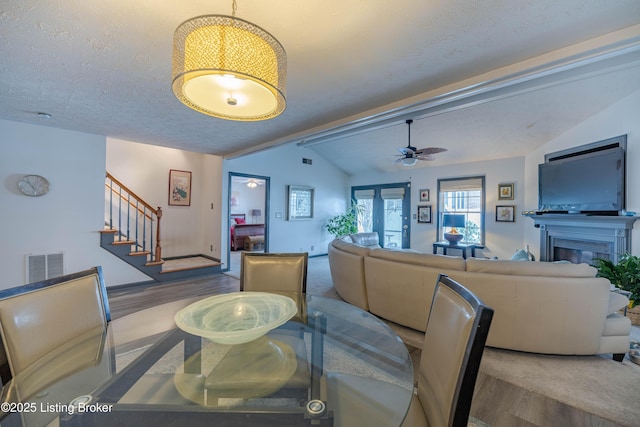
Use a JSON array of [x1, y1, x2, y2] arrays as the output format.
[[526, 214, 638, 265], [550, 237, 613, 265]]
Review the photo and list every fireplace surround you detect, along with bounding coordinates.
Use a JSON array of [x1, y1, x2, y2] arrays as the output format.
[[526, 214, 638, 265]]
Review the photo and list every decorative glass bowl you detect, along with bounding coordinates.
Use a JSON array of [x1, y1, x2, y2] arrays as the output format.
[[174, 292, 297, 344]]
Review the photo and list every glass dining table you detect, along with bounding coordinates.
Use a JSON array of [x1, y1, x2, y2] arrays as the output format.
[[0, 294, 414, 427]]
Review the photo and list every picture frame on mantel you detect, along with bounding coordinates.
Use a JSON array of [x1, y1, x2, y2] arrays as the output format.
[[498, 183, 514, 200], [168, 169, 192, 206]]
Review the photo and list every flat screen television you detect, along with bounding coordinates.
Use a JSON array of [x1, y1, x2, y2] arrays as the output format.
[[538, 146, 625, 214]]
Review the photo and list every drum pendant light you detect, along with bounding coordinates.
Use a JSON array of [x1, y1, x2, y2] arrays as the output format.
[[172, 0, 286, 121]]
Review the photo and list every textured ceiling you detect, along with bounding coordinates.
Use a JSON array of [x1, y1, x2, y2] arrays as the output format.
[[1, 1, 640, 175]]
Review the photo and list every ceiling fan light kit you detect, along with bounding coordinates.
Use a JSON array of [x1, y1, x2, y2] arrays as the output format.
[[395, 119, 447, 166], [172, 1, 287, 121]]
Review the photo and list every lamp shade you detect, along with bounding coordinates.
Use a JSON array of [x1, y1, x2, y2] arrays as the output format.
[[172, 15, 287, 121], [443, 214, 465, 228], [401, 157, 417, 166], [251, 209, 262, 217]]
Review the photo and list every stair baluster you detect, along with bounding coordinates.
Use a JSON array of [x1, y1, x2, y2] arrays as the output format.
[[104, 172, 162, 264]]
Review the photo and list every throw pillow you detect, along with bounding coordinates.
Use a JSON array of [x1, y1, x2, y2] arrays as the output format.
[[234, 218, 246, 224], [510, 249, 530, 261]]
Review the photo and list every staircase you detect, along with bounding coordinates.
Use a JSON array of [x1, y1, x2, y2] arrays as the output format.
[[100, 172, 221, 282]]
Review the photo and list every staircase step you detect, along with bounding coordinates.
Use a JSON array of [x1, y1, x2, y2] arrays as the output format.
[[112, 239, 136, 246], [129, 251, 151, 257]]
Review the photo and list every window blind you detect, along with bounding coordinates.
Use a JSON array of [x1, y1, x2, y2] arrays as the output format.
[[439, 177, 483, 191], [380, 188, 405, 199], [354, 189, 375, 200]]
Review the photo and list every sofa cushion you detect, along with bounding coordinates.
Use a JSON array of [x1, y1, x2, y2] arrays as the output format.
[[608, 292, 630, 315], [369, 248, 466, 271], [465, 257, 597, 277], [602, 312, 632, 336], [349, 233, 381, 248], [331, 239, 371, 256]]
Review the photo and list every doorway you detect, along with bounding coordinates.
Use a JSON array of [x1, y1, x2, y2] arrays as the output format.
[[228, 172, 270, 274], [352, 182, 411, 248]]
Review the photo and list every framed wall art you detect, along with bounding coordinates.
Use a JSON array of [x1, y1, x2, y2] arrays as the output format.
[[168, 169, 192, 206], [498, 183, 514, 200], [287, 185, 314, 220], [419, 189, 430, 202], [417, 205, 432, 223], [496, 205, 515, 222]]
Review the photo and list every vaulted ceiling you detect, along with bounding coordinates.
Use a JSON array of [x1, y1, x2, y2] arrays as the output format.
[[1, 1, 640, 175]]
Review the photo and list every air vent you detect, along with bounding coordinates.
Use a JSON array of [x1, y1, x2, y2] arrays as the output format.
[[302, 158, 312, 165], [26, 253, 64, 283]]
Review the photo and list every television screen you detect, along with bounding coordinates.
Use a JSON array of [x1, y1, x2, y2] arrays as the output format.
[[538, 147, 624, 214]]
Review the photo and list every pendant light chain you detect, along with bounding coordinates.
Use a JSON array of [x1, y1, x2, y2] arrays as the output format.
[[232, 0, 237, 17]]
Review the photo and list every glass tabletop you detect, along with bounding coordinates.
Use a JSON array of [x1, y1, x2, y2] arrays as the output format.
[[1, 295, 414, 427]]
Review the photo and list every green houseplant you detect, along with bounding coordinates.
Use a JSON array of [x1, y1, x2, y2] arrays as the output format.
[[595, 253, 640, 308], [326, 201, 363, 238]]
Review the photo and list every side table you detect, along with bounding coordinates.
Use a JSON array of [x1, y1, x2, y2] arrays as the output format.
[[433, 241, 477, 259]]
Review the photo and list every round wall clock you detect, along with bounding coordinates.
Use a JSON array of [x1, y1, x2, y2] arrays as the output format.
[[18, 174, 50, 197]]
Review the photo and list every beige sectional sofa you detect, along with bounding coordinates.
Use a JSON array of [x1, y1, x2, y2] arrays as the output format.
[[328, 234, 631, 359]]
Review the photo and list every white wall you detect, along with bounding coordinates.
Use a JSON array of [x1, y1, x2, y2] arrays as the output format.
[[0, 120, 149, 288], [524, 89, 640, 259], [350, 157, 527, 260], [106, 138, 223, 259], [223, 144, 350, 268]]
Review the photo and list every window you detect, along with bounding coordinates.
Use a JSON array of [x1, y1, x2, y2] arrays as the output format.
[[437, 176, 485, 245]]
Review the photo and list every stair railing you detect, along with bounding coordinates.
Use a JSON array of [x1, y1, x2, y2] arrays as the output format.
[[105, 172, 162, 263]]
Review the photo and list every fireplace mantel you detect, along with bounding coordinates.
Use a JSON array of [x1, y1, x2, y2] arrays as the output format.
[[525, 214, 639, 263]]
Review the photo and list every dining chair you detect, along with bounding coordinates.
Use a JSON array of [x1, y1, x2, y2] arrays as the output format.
[[321, 274, 493, 427], [0, 266, 111, 386], [205, 252, 310, 401], [240, 252, 308, 311], [402, 273, 494, 427]]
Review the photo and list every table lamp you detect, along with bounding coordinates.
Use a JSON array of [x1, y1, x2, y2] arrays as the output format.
[[443, 214, 465, 245], [251, 209, 262, 224]]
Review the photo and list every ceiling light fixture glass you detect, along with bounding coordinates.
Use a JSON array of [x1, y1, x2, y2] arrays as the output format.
[[247, 180, 258, 188], [172, 0, 286, 121], [401, 157, 417, 166]]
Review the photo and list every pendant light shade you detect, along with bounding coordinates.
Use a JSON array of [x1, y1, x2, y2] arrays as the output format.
[[172, 14, 286, 121]]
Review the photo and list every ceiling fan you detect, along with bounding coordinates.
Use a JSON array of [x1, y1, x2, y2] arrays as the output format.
[[233, 177, 265, 188], [395, 119, 447, 166]]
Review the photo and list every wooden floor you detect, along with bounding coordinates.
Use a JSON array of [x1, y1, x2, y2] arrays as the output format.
[[107, 256, 636, 427], [108, 273, 239, 319]]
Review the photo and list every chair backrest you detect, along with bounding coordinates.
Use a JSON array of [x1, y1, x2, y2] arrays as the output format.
[[240, 252, 308, 294], [0, 266, 110, 384], [240, 252, 308, 317], [417, 274, 493, 427]]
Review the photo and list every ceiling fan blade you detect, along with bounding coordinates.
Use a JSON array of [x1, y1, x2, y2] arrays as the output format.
[[416, 147, 447, 155], [416, 155, 436, 161]]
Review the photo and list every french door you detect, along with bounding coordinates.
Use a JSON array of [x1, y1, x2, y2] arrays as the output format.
[[351, 183, 411, 248]]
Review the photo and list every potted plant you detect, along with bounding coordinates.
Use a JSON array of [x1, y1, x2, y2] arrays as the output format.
[[596, 253, 640, 325], [326, 201, 363, 238]]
